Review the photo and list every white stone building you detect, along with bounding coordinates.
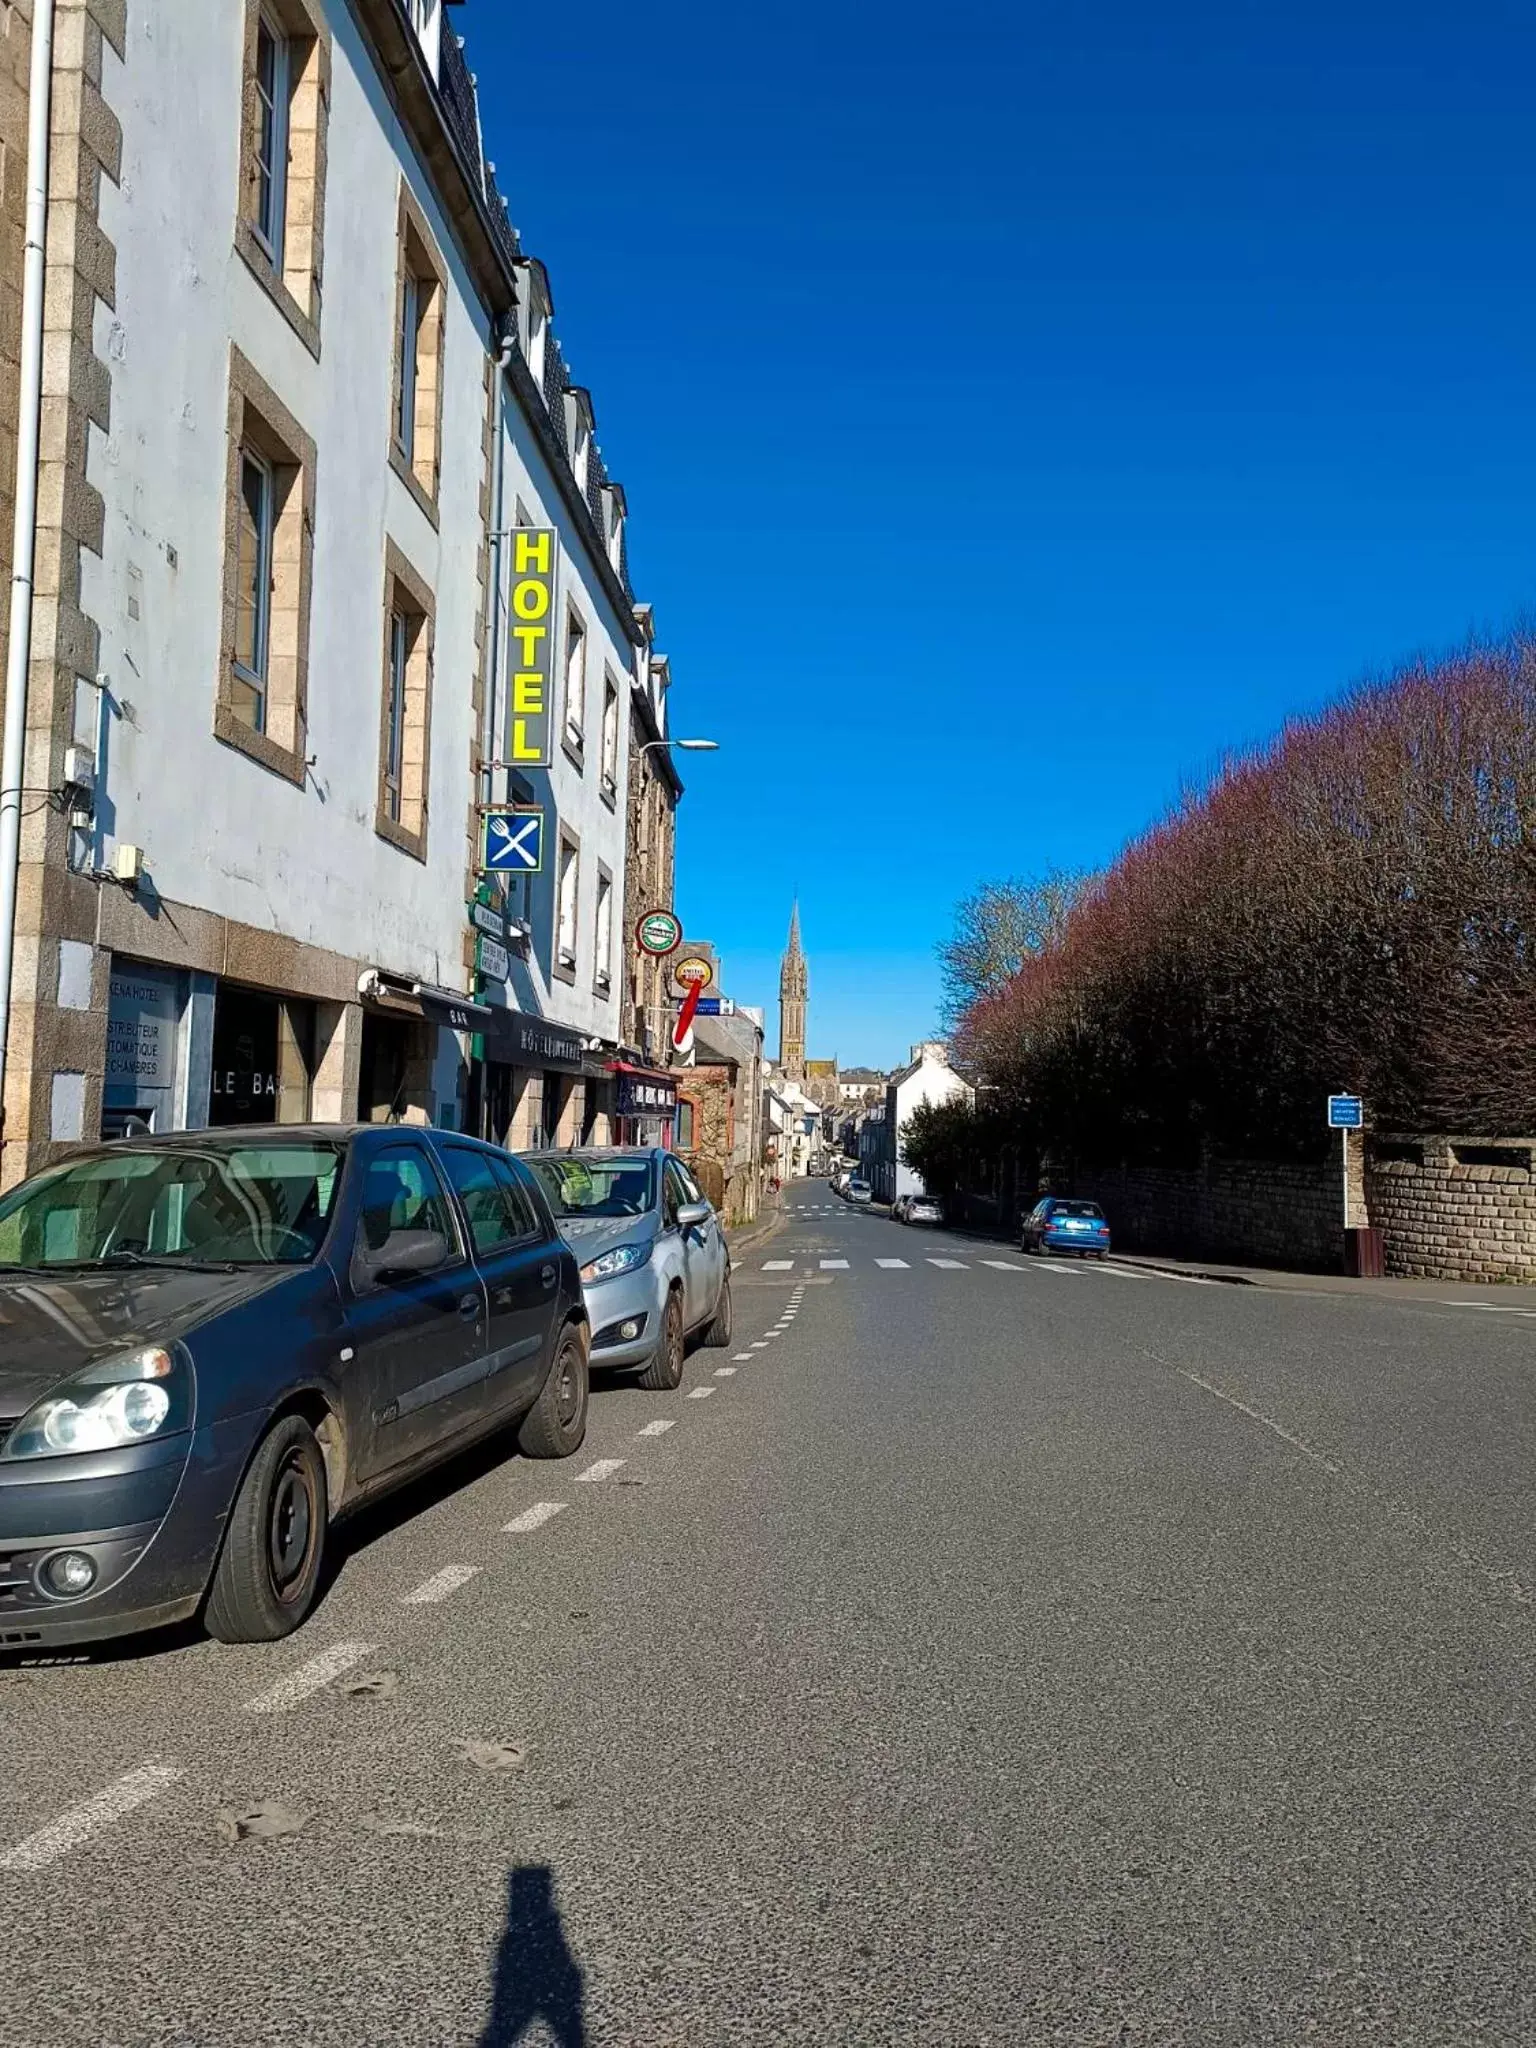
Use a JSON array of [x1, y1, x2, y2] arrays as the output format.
[[0, 0, 678, 1172], [869, 1042, 974, 1204]]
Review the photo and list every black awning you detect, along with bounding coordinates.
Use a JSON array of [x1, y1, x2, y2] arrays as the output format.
[[481, 1004, 586, 1074]]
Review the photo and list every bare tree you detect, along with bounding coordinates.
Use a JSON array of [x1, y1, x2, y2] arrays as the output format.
[[936, 871, 1088, 1031]]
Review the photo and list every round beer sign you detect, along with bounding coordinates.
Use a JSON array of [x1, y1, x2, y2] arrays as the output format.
[[673, 953, 714, 990], [635, 910, 682, 957]]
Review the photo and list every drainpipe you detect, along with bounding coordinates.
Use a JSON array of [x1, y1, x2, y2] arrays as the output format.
[[0, 0, 55, 1159]]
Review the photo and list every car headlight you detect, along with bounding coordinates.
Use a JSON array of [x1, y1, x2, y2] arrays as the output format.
[[579, 1242, 652, 1285], [1, 1345, 194, 1460]]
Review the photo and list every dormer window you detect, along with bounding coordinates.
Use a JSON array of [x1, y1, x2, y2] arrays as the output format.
[[563, 388, 595, 499], [518, 260, 553, 406], [572, 422, 590, 495], [409, 0, 442, 78], [602, 484, 626, 575]]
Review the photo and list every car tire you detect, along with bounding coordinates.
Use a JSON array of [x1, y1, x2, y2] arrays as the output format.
[[702, 1273, 733, 1348], [205, 1413, 328, 1645], [518, 1321, 589, 1459], [639, 1287, 685, 1391]]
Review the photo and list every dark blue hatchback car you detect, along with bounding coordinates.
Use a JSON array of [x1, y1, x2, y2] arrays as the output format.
[[0, 1125, 588, 1649]]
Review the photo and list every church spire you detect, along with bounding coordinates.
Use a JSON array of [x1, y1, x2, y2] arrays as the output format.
[[779, 900, 807, 1080]]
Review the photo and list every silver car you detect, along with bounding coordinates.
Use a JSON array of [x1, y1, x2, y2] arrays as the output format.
[[525, 1149, 732, 1389]]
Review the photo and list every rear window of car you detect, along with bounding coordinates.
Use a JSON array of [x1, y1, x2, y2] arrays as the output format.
[[528, 1155, 656, 1219], [1051, 1201, 1104, 1219]]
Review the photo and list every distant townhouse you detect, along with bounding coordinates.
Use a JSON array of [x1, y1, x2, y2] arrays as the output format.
[[867, 1043, 973, 1204]]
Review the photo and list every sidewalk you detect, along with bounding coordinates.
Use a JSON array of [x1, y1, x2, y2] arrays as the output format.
[[909, 1208, 1536, 1307]]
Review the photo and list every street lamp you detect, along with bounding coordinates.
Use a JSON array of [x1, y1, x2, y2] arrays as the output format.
[[638, 738, 719, 755]]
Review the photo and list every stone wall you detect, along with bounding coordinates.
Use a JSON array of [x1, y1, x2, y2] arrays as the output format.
[[1366, 1137, 1536, 1283], [1067, 1158, 1343, 1271]]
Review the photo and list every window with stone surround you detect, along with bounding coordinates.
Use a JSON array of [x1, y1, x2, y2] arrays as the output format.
[[563, 606, 587, 759], [600, 674, 619, 802], [237, 0, 329, 358], [390, 184, 447, 525], [555, 830, 580, 982], [375, 542, 435, 861], [594, 865, 613, 996], [217, 348, 315, 783]]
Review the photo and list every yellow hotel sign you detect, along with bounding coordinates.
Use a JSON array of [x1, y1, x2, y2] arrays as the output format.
[[507, 528, 557, 766]]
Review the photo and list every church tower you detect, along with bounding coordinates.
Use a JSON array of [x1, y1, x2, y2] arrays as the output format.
[[779, 901, 808, 1080]]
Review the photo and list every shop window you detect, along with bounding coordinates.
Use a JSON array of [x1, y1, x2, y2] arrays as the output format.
[[237, 0, 329, 356]]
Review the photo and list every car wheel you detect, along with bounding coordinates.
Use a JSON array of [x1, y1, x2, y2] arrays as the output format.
[[702, 1273, 734, 1348], [639, 1287, 685, 1391], [518, 1321, 590, 1458], [205, 1413, 328, 1644]]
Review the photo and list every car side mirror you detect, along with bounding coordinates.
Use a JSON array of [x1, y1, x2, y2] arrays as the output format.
[[676, 1201, 710, 1229], [370, 1228, 450, 1281]]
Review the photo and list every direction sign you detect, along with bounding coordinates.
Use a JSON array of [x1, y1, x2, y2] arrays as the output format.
[[1327, 1094, 1363, 1129], [635, 909, 682, 957], [691, 997, 734, 1017], [481, 807, 544, 875], [477, 934, 511, 983]]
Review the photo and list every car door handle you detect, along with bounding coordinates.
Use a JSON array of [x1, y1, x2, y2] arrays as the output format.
[[457, 1292, 481, 1320], [540, 1264, 557, 1289]]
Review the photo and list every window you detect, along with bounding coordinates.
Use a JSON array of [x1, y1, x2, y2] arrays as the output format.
[[601, 676, 619, 799], [218, 348, 316, 782], [675, 1101, 695, 1151], [594, 868, 613, 993], [572, 422, 590, 495], [556, 835, 579, 977], [354, 1146, 458, 1267], [253, 16, 289, 265], [439, 1145, 539, 1256], [608, 509, 624, 574], [232, 449, 274, 733], [563, 609, 586, 754], [376, 542, 435, 859], [391, 185, 447, 518], [383, 608, 408, 822], [238, 0, 329, 356]]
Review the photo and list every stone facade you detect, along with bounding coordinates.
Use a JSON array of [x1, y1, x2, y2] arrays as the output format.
[[619, 630, 678, 1069]]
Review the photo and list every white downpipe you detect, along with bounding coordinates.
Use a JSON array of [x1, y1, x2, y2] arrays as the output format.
[[0, 0, 55, 1155]]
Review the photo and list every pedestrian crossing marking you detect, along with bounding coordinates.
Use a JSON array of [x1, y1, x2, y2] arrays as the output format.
[[820, 1258, 849, 1269], [927, 1259, 968, 1270], [875, 1258, 909, 1269], [982, 1259, 1026, 1271], [762, 1259, 795, 1270]]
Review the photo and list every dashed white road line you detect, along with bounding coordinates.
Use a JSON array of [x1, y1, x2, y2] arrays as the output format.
[[504, 1500, 568, 1533], [751, 1341, 770, 1349], [732, 1352, 754, 1361], [575, 1458, 625, 1483], [876, 1258, 910, 1269], [820, 1259, 849, 1270], [714, 1366, 737, 1377], [401, 1563, 481, 1607], [0, 1763, 185, 1873], [687, 1386, 715, 1400], [243, 1641, 376, 1716], [637, 1418, 675, 1437], [1440, 1301, 1536, 1317]]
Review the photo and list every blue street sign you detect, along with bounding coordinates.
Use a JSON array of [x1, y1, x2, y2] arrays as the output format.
[[1327, 1094, 1363, 1129], [481, 807, 544, 874]]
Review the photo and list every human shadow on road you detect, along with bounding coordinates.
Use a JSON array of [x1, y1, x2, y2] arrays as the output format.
[[479, 1864, 586, 2047]]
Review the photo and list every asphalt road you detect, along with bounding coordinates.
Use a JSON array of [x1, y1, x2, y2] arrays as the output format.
[[4, 1192, 1536, 2045]]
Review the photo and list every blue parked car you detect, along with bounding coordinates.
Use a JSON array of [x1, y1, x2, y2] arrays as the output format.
[[1022, 1198, 1111, 1259]]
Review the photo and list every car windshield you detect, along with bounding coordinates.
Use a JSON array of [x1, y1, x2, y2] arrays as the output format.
[[1052, 1202, 1104, 1220], [529, 1155, 656, 1219], [0, 1141, 345, 1268]]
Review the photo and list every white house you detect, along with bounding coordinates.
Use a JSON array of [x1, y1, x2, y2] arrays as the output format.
[[870, 1042, 973, 1204]]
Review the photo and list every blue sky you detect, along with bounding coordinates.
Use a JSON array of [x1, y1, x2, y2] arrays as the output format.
[[468, 0, 1536, 1069]]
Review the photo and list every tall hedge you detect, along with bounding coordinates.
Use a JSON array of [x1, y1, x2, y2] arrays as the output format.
[[959, 638, 1536, 1162]]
